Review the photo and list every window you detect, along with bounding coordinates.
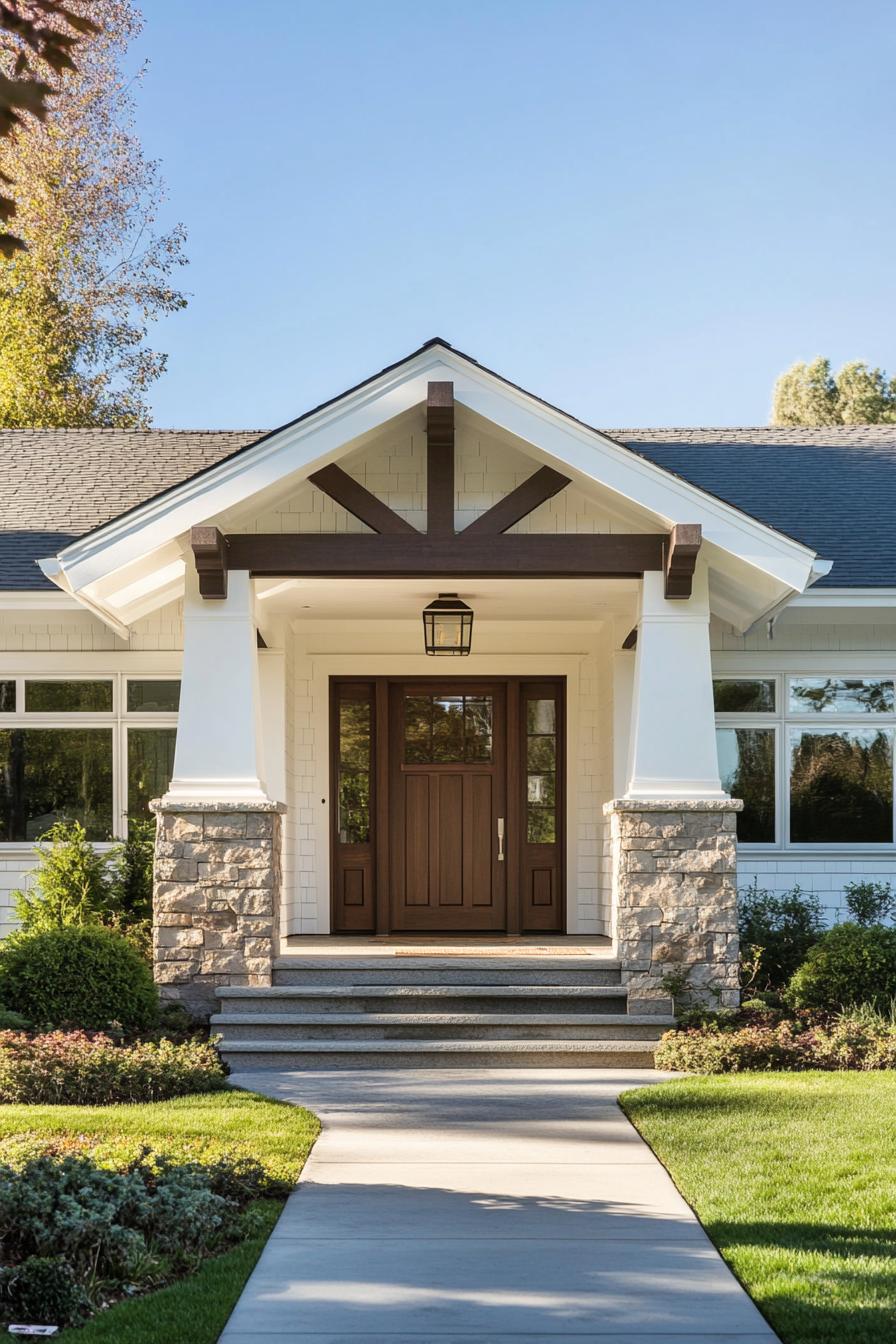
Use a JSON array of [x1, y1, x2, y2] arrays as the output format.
[[0, 674, 178, 844], [337, 691, 371, 844], [404, 693, 493, 764], [716, 727, 775, 843], [525, 693, 558, 844], [715, 672, 896, 848], [0, 728, 113, 840]]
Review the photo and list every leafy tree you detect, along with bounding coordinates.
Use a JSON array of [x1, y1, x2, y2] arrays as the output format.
[[0, 0, 101, 255], [0, 0, 186, 427], [772, 357, 896, 426]]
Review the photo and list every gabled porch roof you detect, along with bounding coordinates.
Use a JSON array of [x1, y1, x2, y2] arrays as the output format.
[[37, 339, 826, 635]]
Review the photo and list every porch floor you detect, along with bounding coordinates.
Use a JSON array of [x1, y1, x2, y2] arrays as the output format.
[[280, 934, 614, 959]]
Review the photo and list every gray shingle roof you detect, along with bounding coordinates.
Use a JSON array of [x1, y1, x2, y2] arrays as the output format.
[[2, 423, 894, 591]]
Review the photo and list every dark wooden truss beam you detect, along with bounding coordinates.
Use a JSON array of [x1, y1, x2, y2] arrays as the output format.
[[224, 532, 666, 579], [461, 465, 571, 537], [664, 523, 702, 599], [191, 526, 228, 598], [308, 463, 418, 535], [426, 380, 455, 536]]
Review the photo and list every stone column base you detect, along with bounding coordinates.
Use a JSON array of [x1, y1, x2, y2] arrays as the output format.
[[150, 799, 286, 1020], [604, 798, 743, 1012]]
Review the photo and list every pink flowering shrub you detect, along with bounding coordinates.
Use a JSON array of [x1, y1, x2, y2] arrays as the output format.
[[0, 1032, 226, 1104], [655, 1013, 896, 1074]]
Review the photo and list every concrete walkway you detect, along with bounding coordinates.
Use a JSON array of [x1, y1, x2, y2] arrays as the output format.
[[220, 1069, 779, 1344]]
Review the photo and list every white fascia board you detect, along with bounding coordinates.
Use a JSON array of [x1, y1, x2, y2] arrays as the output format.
[[790, 587, 896, 607], [44, 343, 818, 599], [47, 352, 455, 594], [0, 589, 82, 610], [455, 378, 818, 593]]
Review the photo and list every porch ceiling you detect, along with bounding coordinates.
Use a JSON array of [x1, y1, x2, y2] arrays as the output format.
[[255, 575, 641, 623]]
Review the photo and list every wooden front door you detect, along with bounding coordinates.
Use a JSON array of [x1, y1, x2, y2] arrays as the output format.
[[330, 676, 566, 935], [390, 683, 507, 931]]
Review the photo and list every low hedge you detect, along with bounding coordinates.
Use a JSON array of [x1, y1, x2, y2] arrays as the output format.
[[0, 1149, 290, 1329], [655, 1013, 896, 1074], [0, 1032, 227, 1105], [0, 926, 158, 1032]]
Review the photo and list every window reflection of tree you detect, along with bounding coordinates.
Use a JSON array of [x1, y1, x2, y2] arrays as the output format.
[[719, 728, 775, 843], [790, 729, 893, 843], [790, 679, 894, 714]]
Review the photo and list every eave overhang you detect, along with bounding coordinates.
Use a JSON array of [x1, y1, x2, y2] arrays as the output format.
[[37, 341, 824, 634]]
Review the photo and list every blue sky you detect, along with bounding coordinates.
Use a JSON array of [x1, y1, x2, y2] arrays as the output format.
[[134, 0, 896, 430]]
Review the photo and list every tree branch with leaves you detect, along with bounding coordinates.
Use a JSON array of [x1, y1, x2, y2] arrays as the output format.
[[0, 0, 187, 427]]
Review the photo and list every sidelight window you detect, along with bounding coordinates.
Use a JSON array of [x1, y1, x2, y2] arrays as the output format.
[[525, 694, 558, 843], [337, 692, 372, 844]]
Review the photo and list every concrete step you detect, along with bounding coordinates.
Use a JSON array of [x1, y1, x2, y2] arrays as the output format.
[[272, 956, 622, 987], [217, 1037, 659, 1069], [216, 984, 631, 1015], [211, 1011, 672, 1042]]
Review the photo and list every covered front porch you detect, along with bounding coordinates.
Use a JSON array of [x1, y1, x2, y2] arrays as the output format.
[[37, 342, 825, 1027]]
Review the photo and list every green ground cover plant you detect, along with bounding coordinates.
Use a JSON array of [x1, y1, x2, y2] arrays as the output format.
[[0, 1031, 226, 1104], [0, 1089, 319, 1339], [622, 1073, 896, 1344]]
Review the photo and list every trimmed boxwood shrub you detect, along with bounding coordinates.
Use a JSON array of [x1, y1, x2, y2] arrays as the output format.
[[0, 925, 158, 1031], [738, 881, 824, 989], [785, 922, 896, 1014], [0, 1032, 227, 1104]]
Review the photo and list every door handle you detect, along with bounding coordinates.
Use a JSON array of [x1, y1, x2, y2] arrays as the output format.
[[497, 816, 505, 862]]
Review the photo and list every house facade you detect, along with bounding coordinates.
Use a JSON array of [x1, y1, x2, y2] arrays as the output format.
[[2, 340, 896, 1017]]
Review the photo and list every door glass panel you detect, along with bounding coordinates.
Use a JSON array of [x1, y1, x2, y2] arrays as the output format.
[[404, 694, 494, 764], [464, 699, 493, 761], [404, 697, 431, 764], [527, 735, 556, 770], [432, 696, 464, 762], [525, 690, 558, 845], [337, 695, 371, 843], [527, 698, 556, 734]]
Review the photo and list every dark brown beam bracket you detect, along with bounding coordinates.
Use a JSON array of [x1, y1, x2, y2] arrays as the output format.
[[224, 532, 667, 579], [308, 464, 418, 536], [622, 626, 638, 650], [426, 380, 455, 535], [461, 465, 571, 537], [191, 526, 229, 598], [664, 523, 702, 599]]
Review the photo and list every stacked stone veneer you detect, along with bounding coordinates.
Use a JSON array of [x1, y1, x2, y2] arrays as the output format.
[[151, 801, 285, 1019], [604, 799, 743, 1011]]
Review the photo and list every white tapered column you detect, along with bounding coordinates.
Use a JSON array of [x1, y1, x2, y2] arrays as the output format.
[[625, 561, 724, 800], [164, 564, 267, 803]]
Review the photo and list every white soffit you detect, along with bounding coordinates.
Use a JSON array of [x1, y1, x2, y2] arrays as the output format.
[[38, 342, 821, 626]]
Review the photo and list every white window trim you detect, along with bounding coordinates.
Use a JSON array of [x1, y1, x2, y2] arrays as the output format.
[[0, 672, 178, 846], [714, 672, 896, 853]]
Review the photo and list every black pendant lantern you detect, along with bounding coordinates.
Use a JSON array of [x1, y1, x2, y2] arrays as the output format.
[[422, 593, 474, 656]]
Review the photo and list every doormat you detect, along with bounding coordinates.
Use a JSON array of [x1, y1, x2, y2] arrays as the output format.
[[393, 946, 593, 957]]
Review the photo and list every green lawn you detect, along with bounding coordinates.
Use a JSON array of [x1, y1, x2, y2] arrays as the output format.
[[621, 1073, 896, 1344], [0, 1087, 320, 1344]]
